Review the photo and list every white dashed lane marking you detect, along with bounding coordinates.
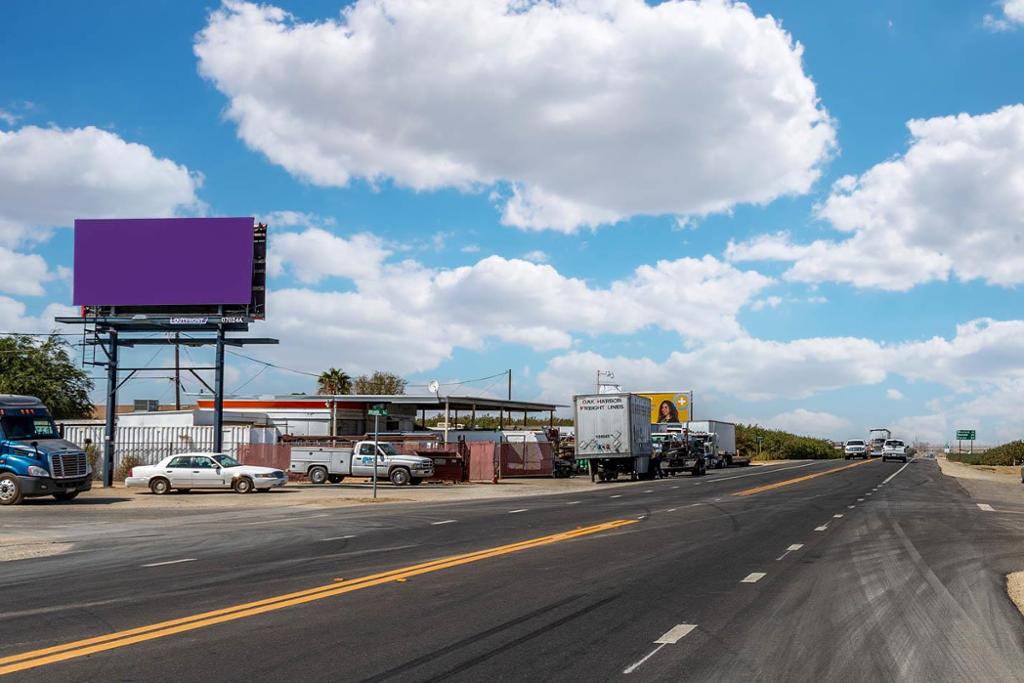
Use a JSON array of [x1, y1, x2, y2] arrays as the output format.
[[141, 558, 197, 568], [741, 572, 766, 583], [623, 624, 698, 674], [978, 503, 995, 512]]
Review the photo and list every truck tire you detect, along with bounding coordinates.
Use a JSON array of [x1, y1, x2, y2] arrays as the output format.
[[390, 468, 411, 486], [149, 477, 171, 495], [308, 466, 329, 485], [328, 475, 344, 484], [52, 491, 79, 502], [0, 473, 24, 505], [234, 477, 254, 494]]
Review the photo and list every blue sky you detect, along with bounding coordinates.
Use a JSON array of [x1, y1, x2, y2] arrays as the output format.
[[2, 0, 1023, 443]]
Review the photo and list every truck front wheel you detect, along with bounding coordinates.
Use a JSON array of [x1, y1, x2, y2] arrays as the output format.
[[308, 466, 329, 485], [390, 468, 411, 486], [0, 473, 23, 505]]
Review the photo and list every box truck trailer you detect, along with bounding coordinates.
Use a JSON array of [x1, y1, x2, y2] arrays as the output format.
[[574, 393, 653, 482]]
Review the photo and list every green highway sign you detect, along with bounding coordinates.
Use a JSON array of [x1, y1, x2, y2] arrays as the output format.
[[368, 403, 389, 417], [955, 429, 975, 440]]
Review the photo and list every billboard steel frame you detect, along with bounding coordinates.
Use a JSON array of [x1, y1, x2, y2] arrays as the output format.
[[56, 315, 277, 487]]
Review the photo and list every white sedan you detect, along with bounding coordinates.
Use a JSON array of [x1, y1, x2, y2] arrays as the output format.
[[125, 453, 287, 494]]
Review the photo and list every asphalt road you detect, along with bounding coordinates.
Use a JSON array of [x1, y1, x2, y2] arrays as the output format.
[[3, 457, 1024, 681]]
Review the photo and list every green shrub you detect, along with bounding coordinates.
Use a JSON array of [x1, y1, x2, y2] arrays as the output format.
[[115, 454, 145, 482], [738, 424, 840, 461], [84, 443, 102, 481], [947, 441, 1024, 466]]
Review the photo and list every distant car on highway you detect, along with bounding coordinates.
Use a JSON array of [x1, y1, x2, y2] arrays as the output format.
[[125, 453, 286, 494], [843, 439, 868, 459], [881, 440, 908, 463]]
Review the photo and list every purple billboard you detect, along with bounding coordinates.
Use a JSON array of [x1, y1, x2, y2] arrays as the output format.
[[73, 217, 255, 307]]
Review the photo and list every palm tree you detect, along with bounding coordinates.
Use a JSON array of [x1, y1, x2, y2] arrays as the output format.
[[317, 368, 352, 395]]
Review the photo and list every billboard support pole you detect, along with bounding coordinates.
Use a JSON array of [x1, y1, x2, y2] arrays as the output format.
[[174, 333, 181, 411], [213, 325, 226, 453], [102, 329, 118, 488]]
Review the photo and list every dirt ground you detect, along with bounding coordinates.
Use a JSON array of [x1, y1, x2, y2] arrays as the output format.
[[936, 456, 1020, 484], [1008, 572, 1024, 618], [1, 536, 72, 562], [55, 475, 635, 510]]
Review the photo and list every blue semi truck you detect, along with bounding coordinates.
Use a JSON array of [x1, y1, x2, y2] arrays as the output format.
[[0, 395, 92, 505]]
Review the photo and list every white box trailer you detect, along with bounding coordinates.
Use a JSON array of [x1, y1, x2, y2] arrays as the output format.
[[684, 420, 746, 467], [574, 393, 653, 482]]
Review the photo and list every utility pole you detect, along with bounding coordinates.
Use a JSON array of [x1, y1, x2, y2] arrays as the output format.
[[174, 332, 181, 411], [102, 329, 118, 488], [213, 325, 225, 453], [507, 368, 512, 400]]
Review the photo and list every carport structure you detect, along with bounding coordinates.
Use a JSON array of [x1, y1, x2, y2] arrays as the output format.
[[198, 394, 564, 442]]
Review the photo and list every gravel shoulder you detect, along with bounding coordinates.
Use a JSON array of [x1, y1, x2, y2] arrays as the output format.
[[1, 536, 72, 562], [1010, 572, 1024, 618], [39, 475, 635, 510], [936, 456, 1019, 484]]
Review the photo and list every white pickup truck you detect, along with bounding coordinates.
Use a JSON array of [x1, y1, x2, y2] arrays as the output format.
[[881, 439, 909, 463], [289, 442, 434, 486]]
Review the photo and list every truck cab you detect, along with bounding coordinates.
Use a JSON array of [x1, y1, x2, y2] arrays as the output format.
[[0, 395, 92, 505]]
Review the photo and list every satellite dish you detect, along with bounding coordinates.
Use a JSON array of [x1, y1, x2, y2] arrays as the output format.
[[428, 380, 440, 394]]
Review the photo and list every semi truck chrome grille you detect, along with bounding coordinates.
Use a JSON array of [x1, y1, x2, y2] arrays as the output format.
[[51, 452, 87, 479]]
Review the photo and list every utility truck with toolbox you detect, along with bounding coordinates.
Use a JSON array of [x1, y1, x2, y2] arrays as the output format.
[[575, 393, 653, 482], [290, 441, 434, 486], [0, 394, 92, 505]]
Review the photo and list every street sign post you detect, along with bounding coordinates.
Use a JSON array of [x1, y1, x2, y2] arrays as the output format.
[[955, 429, 976, 456], [369, 404, 388, 498]]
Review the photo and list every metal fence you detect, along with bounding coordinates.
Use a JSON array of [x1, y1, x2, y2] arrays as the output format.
[[61, 425, 273, 475]]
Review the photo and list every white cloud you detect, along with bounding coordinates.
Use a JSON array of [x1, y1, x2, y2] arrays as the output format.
[[0, 109, 18, 126], [750, 295, 783, 311], [538, 336, 889, 403], [889, 414, 950, 444], [522, 250, 549, 264], [269, 228, 391, 284], [539, 317, 1024, 404], [460, 245, 481, 254], [195, 0, 835, 232], [0, 125, 202, 245], [892, 318, 1024, 386], [727, 106, 1024, 290], [262, 232, 772, 373], [886, 388, 904, 400], [0, 247, 55, 296], [755, 409, 850, 439], [984, 0, 1024, 31], [0, 298, 77, 334]]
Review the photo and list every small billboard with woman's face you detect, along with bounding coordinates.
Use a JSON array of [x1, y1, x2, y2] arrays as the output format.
[[641, 392, 692, 424]]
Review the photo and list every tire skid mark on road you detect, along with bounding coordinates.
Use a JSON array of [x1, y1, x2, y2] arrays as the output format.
[[0, 519, 637, 676], [733, 459, 878, 497]]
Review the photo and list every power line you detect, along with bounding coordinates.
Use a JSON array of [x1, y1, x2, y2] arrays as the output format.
[[224, 349, 320, 377], [407, 370, 511, 388]]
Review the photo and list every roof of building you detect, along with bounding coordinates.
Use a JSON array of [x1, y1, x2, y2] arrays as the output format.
[[197, 394, 564, 412]]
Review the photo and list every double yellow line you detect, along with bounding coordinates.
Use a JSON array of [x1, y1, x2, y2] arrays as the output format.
[[0, 519, 636, 675], [734, 458, 877, 497]]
